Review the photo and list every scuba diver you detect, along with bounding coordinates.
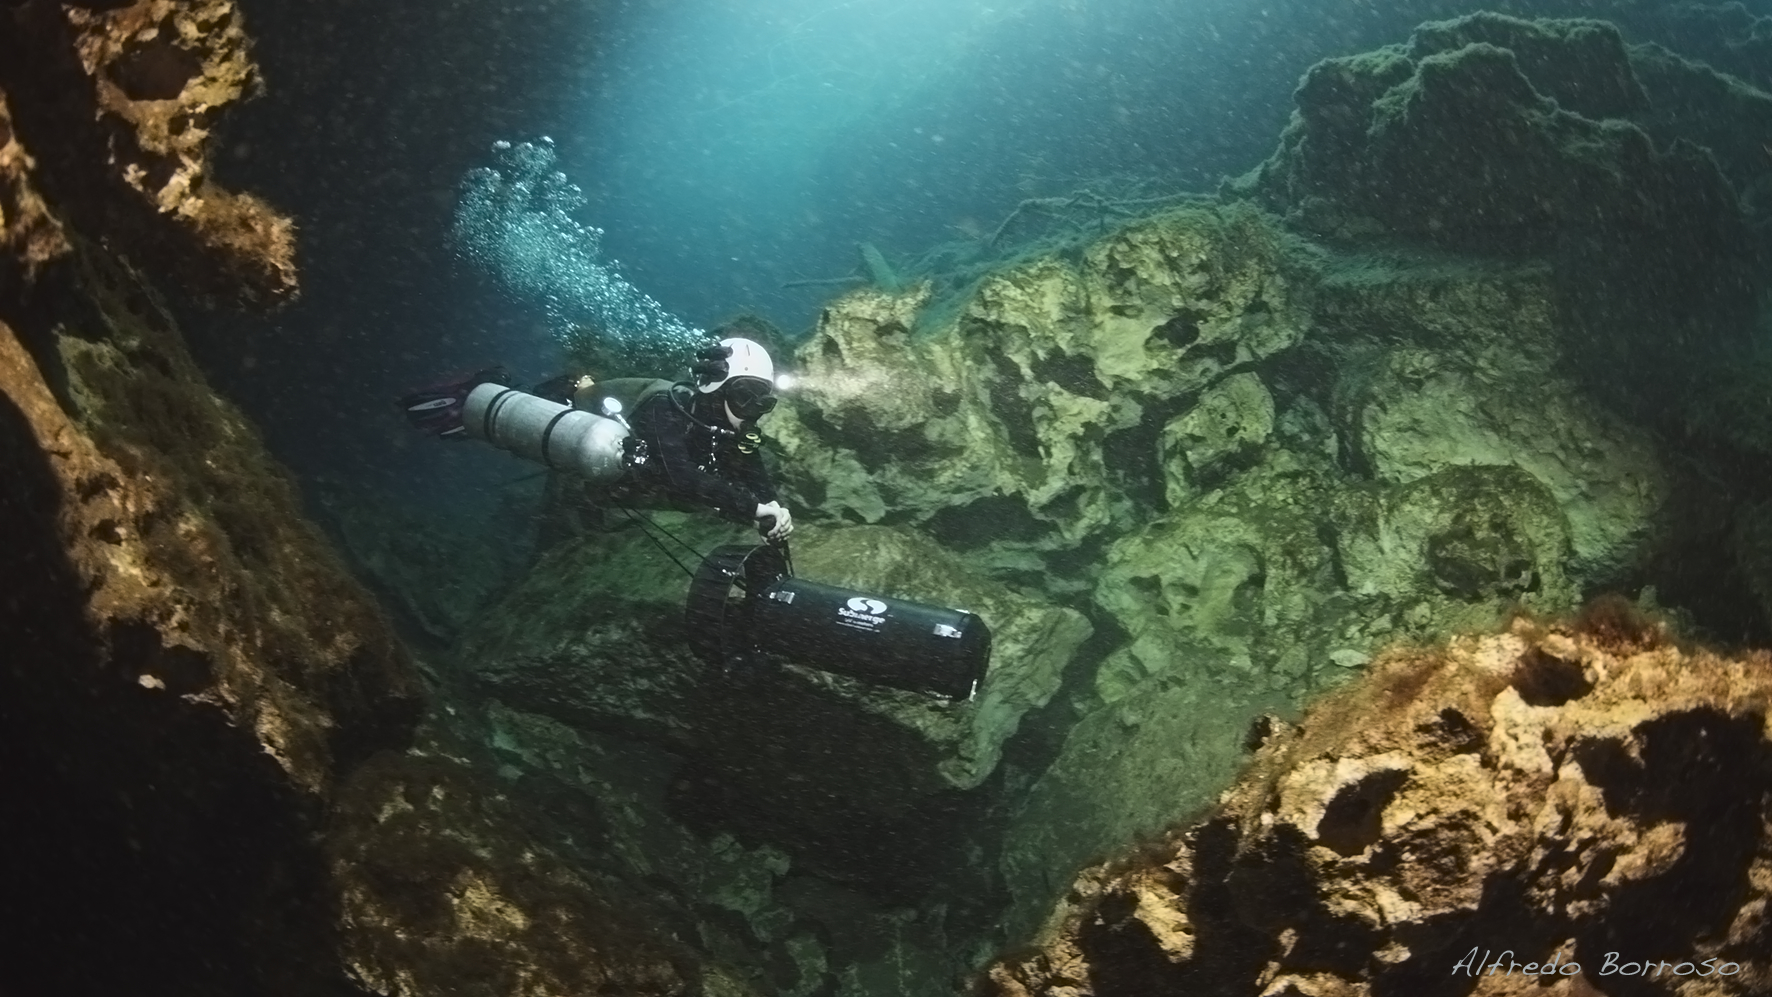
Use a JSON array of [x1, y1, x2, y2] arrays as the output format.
[[400, 336, 793, 540], [403, 334, 993, 703]]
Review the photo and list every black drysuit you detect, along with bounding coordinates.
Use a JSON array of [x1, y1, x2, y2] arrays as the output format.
[[594, 379, 777, 524]]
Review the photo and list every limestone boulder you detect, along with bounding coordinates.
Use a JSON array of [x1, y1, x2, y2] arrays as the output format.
[[1340, 344, 1665, 582], [988, 609, 1772, 996], [770, 203, 1309, 551]]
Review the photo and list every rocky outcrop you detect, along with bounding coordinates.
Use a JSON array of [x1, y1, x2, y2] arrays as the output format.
[[0, 0, 297, 306], [1, 6, 717, 995], [1226, 12, 1766, 429], [770, 202, 1308, 556], [1230, 14, 1749, 257], [986, 604, 1772, 997], [767, 198, 1676, 936], [2, 101, 412, 997]]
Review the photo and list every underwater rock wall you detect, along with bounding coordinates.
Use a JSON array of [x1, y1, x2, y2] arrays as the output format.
[[984, 607, 1772, 997], [747, 15, 1772, 943], [0, 5, 418, 987], [765, 205, 1679, 925], [1, 6, 713, 996]]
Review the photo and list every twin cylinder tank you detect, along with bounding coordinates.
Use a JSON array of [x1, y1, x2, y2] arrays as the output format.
[[463, 380, 628, 483]]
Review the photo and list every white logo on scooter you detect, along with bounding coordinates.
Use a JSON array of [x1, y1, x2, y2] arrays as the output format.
[[837, 596, 888, 630]]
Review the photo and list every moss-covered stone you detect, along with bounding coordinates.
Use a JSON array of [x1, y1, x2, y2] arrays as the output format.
[[1091, 464, 1343, 703], [1408, 14, 1648, 121], [1334, 464, 1573, 606], [1338, 344, 1664, 581], [772, 203, 1307, 555], [1630, 41, 1772, 193], [1232, 14, 1746, 261], [1159, 371, 1274, 502]]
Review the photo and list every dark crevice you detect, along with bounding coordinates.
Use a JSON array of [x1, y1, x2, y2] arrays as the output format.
[[0, 389, 368, 997]]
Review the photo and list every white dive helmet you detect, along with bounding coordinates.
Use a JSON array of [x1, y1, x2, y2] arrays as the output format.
[[698, 337, 775, 393]]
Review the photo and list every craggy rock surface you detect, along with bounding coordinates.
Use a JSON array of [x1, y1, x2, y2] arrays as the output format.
[[2, 247, 419, 792], [0, 0, 297, 306], [1, 72, 413, 997], [771, 202, 1307, 556], [775, 207, 1673, 936], [2, 13, 429, 991], [1231, 13, 1753, 259], [1226, 12, 1767, 422], [1, 6, 714, 995], [986, 604, 1772, 997]]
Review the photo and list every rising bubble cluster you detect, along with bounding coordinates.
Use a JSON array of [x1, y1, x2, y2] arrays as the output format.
[[452, 137, 705, 374]]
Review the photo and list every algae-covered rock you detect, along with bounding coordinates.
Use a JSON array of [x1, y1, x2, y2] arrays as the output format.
[[1230, 12, 1761, 431], [1090, 464, 1343, 703], [1232, 12, 1750, 277], [1159, 371, 1275, 502], [1630, 41, 1772, 194], [1, 0, 298, 305], [770, 203, 1308, 553], [1340, 344, 1664, 581], [1334, 464, 1573, 605]]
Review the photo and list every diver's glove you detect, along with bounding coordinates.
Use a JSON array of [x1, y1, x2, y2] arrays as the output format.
[[754, 501, 793, 540]]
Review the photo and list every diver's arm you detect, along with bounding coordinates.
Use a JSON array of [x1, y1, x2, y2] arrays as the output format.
[[639, 402, 764, 522]]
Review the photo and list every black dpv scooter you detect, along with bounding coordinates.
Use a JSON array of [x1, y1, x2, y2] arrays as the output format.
[[684, 525, 992, 703]]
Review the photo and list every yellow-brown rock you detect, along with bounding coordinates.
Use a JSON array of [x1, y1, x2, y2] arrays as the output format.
[[0, 93, 70, 280], [986, 603, 1772, 996], [0, 0, 296, 305]]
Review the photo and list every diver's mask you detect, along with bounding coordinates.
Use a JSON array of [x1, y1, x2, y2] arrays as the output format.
[[723, 376, 777, 422]]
